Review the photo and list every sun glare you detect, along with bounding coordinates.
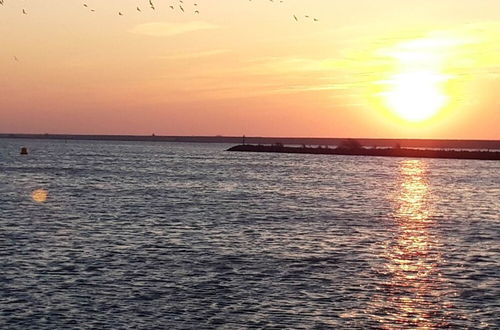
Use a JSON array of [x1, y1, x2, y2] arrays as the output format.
[[31, 189, 48, 203], [377, 36, 453, 123], [382, 71, 447, 122]]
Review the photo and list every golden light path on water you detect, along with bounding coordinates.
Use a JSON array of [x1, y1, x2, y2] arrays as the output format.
[[370, 160, 455, 328]]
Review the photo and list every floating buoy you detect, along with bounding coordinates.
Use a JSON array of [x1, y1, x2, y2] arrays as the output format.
[[20, 147, 28, 155]]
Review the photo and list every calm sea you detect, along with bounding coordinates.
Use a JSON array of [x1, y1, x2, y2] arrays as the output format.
[[0, 139, 498, 329]]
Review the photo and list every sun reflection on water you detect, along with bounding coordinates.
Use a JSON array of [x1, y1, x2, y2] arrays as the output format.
[[371, 160, 453, 328]]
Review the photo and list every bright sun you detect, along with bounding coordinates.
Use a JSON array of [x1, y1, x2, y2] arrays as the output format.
[[377, 36, 453, 123], [382, 71, 447, 122]]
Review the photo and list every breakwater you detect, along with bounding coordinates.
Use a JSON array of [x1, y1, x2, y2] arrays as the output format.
[[228, 144, 500, 160]]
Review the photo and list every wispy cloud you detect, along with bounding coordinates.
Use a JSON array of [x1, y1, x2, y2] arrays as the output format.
[[130, 21, 220, 37], [136, 22, 500, 102], [155, 49, 230, 60]]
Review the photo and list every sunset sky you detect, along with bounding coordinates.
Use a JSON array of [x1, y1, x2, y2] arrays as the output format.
[[1, 0, 499, 139]]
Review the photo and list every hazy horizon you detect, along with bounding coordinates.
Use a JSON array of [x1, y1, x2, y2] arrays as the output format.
[[2, 132, 500, 142]]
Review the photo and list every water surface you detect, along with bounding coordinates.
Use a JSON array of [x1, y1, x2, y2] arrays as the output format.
[[0, 139, 498, 328]]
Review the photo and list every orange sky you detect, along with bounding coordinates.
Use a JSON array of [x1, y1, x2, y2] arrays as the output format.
[[1, 0, 499, 139]]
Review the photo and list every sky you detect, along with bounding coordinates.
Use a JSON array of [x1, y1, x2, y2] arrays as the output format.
[[1, 0, 499, 139]]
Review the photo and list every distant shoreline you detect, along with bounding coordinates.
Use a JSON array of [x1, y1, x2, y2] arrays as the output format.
[[1, 133, 499, 150], [228, 144, 500, 161]]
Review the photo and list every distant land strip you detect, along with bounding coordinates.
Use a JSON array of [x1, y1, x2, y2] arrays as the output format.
[[228, 144, 500, 161], [1, 134, 499, 150]]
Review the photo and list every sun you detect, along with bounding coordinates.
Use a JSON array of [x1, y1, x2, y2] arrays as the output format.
[[374, 35, 456, 123], [382, 71, 447, 122]]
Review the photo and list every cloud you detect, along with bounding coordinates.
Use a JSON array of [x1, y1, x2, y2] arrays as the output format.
[[156, 49, 230, 60], [130, 21, 220, 37]]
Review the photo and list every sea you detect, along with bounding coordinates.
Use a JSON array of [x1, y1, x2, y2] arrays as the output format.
[[0, 138, 498, 329]]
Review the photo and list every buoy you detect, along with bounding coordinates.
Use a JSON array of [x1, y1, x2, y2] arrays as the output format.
[[20, 147, 28, 155]]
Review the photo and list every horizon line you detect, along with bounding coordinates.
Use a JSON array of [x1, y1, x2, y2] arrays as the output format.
[[0, 133, 499, 143]]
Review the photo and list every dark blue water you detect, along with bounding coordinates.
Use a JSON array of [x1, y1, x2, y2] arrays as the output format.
[[0, 139, 498, 329]]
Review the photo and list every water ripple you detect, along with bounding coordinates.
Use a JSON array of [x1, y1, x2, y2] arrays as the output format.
[[0, 139, 499, 329]]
